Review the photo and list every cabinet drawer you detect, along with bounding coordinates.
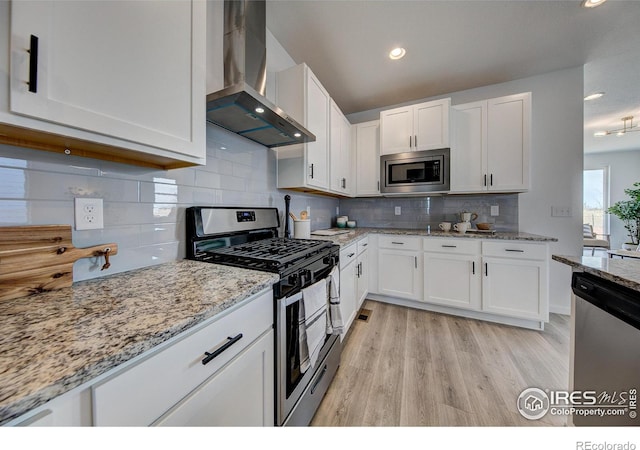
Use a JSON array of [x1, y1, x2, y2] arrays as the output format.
[[357, 236, 369, 254], [482, 241, 547, 260], [340, 243, 357, 269], [423, 238, 480, 255], [92, 289, 273, 426], [378, 235, 422, 251]]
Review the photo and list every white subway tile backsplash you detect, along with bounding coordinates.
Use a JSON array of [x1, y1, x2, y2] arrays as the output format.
[[0, 124, 338, 282]]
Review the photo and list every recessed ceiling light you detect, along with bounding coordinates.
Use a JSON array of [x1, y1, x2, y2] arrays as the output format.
[[389, 47, 406, 60], [581, 0, 607, 8], [584, 92, 605, 101], [594, 131, 608, 137], [255, 107, 265, 114], [294, 133, 301, 138]]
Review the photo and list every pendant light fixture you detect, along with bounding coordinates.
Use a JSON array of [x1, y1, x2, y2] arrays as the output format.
[[594, 116, 640, 137]]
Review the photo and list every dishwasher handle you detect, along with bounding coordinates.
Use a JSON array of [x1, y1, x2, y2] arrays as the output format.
[[572, 272, 640, 331]]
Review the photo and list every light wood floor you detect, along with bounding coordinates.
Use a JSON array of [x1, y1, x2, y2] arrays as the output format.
[[311, 300, 570, 426]]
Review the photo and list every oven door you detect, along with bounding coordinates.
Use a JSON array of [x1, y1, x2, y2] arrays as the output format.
[[277, 290, 335, 425]]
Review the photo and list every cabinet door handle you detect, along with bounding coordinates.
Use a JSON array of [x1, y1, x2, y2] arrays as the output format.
[[472, 261, 475, 274], [414, 135, 417, 148], [28, 35, 39, 93], [485, 263, 488, 276], [391, 241, 404, 245], [342, 178, 346, 189], [441, 245, 457, 248], [377, 181, 380, 191], [505, 249, 525, 253], [484, 174, 487, 187], [490, 173, 493, 186], [414, 256, 418, 268], [309, 163, 314, 179], [202, 333, 243, 365]]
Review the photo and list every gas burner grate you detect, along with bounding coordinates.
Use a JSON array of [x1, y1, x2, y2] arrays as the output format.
[[203, 238, 333, 273]]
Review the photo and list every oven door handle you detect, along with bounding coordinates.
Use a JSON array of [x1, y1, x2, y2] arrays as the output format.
[[284, 291, 303, 307]]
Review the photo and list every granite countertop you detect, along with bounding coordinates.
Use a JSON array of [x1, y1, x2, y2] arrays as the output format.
[[552, 255, 640, 293], [311, 227, 557, 247], [0, 260, 278, 425]]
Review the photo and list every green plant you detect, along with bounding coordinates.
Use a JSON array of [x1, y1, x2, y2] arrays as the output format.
[[607, 182, 640, 245]]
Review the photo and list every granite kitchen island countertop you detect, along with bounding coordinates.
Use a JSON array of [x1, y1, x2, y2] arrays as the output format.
[[311, 227, 557, 247], [552, 255, 640, 293], [0, 260, 278, 425]]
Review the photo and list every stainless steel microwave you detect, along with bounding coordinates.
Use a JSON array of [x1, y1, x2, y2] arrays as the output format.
[[380, 148, 450, 194]]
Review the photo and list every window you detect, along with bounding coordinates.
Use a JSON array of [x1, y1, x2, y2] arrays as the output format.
[[583, 167, 609, 236]]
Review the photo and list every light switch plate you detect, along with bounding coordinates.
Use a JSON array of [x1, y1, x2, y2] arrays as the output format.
[[75, 198, 104, 230], [395, 206, 401, 216], [490, 205, 499, 216]]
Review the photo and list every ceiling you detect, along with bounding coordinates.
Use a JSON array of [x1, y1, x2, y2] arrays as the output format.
[[266, 0, 640, 154]]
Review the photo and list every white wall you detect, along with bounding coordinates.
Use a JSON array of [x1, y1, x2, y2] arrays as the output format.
[[585, 149, 640, 249], [348, 67, 585, 315]]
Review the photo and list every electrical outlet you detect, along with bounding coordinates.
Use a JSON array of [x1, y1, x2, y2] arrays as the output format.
[[551, 206, 573, 217], [75, 198, 104, 230], [395, 206, 401, 216], [490, 205, 499, 216], [306, 206, 311, 217], [336, 206, 339, 215]]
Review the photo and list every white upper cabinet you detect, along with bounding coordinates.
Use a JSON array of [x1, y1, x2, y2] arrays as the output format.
[[487, 93, 531, 191], [329, 99, 352, 196], [4, 0, 206, 168], [276, 63, 330, 191], [380, 98, 450, 155], [353, 120, 380, 196], [451, 92, 531, 193]]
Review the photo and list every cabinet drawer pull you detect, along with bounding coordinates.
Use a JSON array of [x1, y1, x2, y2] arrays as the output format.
[[28, 35, 39, 93], [202, 333, 243, 365], [391, 241, 404, 245], [505, 249, 525, 253], [361, 243, 368, 247], [347, 252, 355, 258], [441, 245, 457, 248]]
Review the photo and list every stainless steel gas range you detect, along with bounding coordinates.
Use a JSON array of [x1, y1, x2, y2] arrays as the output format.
[[186, 206, 341, 426]]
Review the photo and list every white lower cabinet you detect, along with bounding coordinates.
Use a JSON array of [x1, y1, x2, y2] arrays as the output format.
[[371, 235, 549, 329], [356, 242, 369, 309], [339, 236, 369, 338], [9, 386, 91, 427], [377, 235, 422, 301], [481, 240, 549, 321], [92, 289, 274, 426], [154, 329, 274, 426], [423, 239, 481, 310]]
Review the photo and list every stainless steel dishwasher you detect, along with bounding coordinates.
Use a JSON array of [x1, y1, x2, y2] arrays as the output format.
[[572, 272, 640, 426]]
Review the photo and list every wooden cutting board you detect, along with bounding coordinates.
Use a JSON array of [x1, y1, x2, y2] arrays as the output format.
[[0, 225, 118, 301]]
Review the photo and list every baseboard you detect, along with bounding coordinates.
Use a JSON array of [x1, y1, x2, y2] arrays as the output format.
[[549, 304, 571, 315], [367, 293, 546, 331]]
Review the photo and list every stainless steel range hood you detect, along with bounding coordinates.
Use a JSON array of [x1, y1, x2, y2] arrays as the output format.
[[206, 0, 315, 148]]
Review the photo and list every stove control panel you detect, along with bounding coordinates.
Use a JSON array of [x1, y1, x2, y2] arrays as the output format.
[[236, 211, 256, 222]]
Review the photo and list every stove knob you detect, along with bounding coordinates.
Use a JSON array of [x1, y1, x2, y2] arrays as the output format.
[[288, 273, 298, 285]]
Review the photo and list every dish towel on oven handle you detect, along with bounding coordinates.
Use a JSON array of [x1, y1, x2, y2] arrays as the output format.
[[326, 266, 343, 335], [299, 278, 329, 374]]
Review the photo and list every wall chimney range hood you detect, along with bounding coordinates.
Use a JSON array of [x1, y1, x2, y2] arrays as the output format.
[[206, 0, 315, 148]]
